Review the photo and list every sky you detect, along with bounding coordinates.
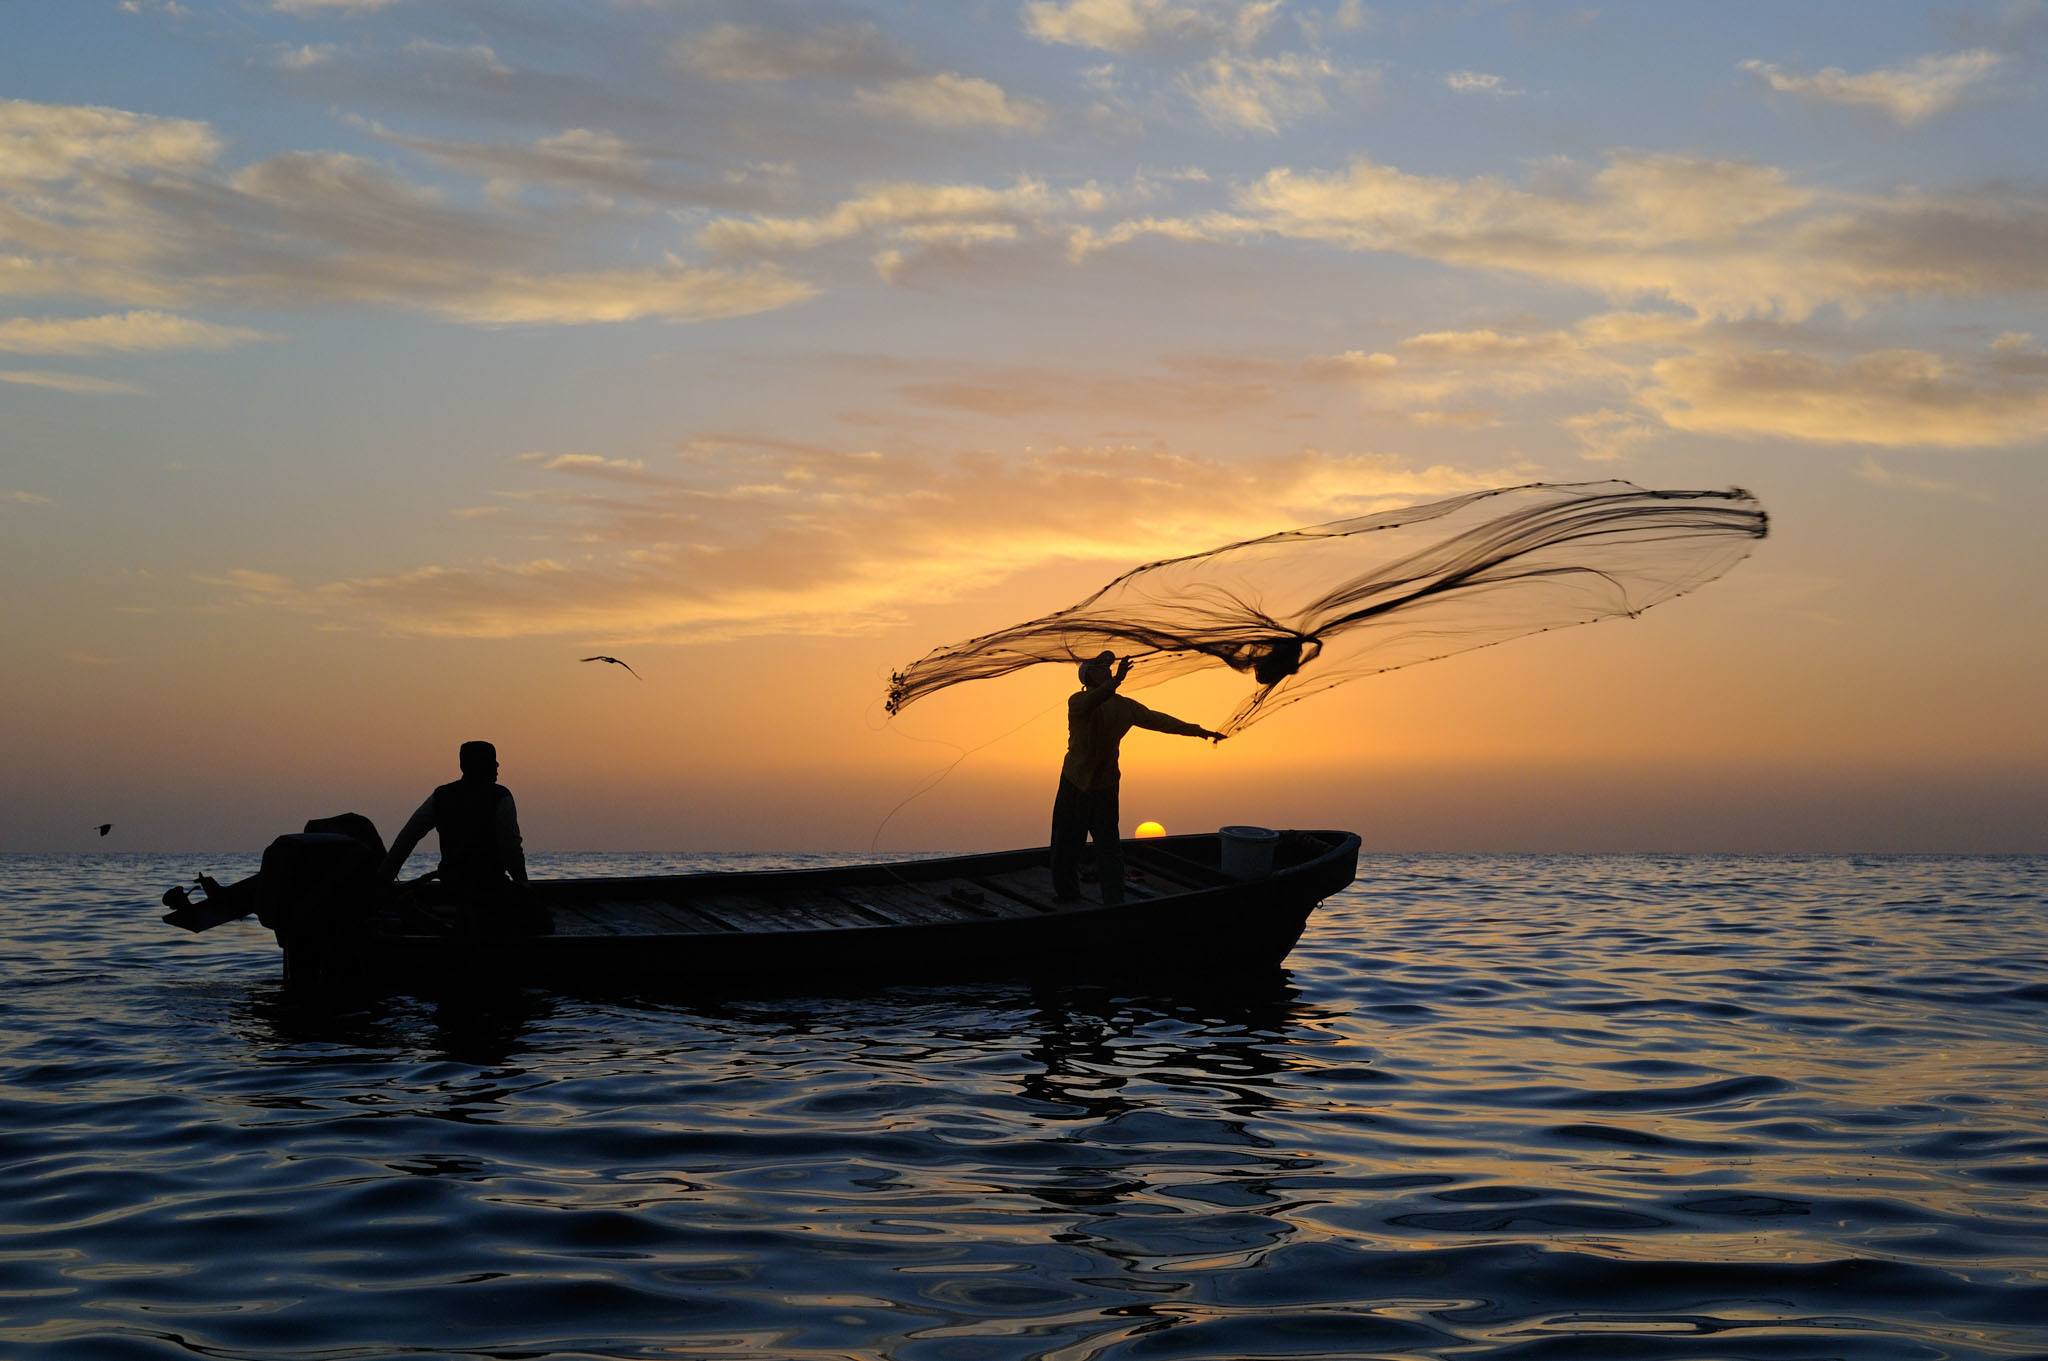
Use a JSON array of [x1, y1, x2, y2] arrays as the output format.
[[2, 0, 2044, 854]]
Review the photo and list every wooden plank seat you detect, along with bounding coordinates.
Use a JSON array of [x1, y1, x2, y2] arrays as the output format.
[[1124, 849, 1229, 892], [978, 863, 1188, 907], [641, 900, 739, 934], [548, 902, 625, 935], [832, 882, 983, 926], [976, 866, 1067, 912], [678, 891, 814, 932]]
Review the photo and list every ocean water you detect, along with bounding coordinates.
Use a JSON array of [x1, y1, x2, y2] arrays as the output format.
[[1, 852, 2045, 1361]]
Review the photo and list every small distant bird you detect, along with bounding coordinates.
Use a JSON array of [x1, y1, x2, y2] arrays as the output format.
[[95, 823, 112, 837], [581, 655, 642, 680]]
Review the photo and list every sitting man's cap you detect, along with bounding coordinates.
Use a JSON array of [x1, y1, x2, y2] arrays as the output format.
[[459, 740, 498, 776]]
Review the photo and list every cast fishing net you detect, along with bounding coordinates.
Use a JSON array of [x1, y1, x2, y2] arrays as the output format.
[[886, 480, 1767, 734]]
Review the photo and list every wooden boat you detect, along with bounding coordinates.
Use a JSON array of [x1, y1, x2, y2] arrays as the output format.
[[166, 830, 1360, 987]]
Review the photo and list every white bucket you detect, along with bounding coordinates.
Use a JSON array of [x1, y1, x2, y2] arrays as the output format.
[[1218, 825, 1279, 880]]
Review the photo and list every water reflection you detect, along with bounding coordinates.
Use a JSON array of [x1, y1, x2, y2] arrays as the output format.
[[234, 980, 559, 1060], [1016, 971, 1307, 1119]]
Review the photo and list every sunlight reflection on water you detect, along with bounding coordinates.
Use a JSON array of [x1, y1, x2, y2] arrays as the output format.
[[1, 851, 2044, 1359]]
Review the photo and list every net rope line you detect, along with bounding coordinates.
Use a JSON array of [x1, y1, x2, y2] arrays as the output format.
[[866, 697, 1064, 863]]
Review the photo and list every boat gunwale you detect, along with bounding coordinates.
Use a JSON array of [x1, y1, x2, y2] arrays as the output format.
[[507, 831, 1257, 897], [372, 830, 1359, 945]]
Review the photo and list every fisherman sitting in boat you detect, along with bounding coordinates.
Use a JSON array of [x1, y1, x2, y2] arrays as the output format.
[[380, 740, 547, 934], [1054, 652, 1224, 906]]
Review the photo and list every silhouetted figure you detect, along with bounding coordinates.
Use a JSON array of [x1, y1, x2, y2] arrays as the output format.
[[581, 655, 642, 679], [381, 740, 545, 934], [1052, 651, 1222, 906], [95, 823, 111, 837]]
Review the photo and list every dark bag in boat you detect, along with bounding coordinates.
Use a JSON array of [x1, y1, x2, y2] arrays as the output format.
[[256, 820, 383, 931]]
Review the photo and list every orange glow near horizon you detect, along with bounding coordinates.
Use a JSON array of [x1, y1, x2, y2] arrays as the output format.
[[2, 5, 2043, 854]]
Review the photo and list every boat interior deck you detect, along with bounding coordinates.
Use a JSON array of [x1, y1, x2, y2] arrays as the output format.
[[386, 841, 1242, 939]]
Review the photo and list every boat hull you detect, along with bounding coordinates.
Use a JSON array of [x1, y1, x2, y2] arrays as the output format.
[[273, 830, 1361, 988]]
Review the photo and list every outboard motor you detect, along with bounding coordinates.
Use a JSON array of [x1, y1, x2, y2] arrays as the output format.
[[258, 814, 386, 985]]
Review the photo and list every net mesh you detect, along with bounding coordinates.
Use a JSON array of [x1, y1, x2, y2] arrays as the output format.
[[886, 480, 1768, 734]]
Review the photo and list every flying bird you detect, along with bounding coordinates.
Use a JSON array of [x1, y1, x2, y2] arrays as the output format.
[[580, 655, 642, 680], [95, 823, 112, 837]]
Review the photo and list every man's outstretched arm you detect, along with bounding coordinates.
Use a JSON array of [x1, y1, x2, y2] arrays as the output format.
[[379, 798, 435, 881], [1130, 704, 1226, 742]]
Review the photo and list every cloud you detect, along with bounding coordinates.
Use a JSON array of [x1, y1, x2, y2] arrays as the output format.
[[1854, 455, 1989, 500], [402, 40, 512, 77], [1740, 50, 2002, 125], [273, 0, 403, 14], [0, 99, 819, 329], [1227, 153, 1815, 300], [894, 354, 1291, 418], [1299, 349, 1397, 379], [1641, 341, 2048, 448], [197, 567, 307, 603], [1445, 70, 1521, 96], [378, 123, 644, 196], [362, 120, 783, 209], [1398, 323, 1637, 377], [872, 336, 1598, 427], [871, 223, 1030, 282], [0, 97, 217, 181], [268, 32, 679, 130], [1294, 310, 2048, 455], [217, 441, 1524, 642], [700, 177, 1080, 255], [1562, 407, 1658, 461], [853, 74, 1050, 131], [0, 310, 265, 355], [855, 311, 1699, 435], [0, 369, 146, 394], [1024, 0, 1281, 54], [1392, 326, 1616, 402], [1079, 151, 2048, 320], [1180, 53, 1344, 133], [272, 44, 336, 70], [674, 22, 915, 83], [1064, 211, 1235, 260], [1291, 317, 1645, 421], [1398, 328, 1572, 360], [1296, 0, 1371, 40], [1296, 348, 1462, 411], [520, 452, 670, 484], [887, 222, 1025, 247], [428, 264, 815, 326], [1308, 309, 2048, 454], [5, 489, 54, 505]]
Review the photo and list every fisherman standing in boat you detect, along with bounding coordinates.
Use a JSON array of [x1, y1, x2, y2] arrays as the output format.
[[380, 740, 546, 933], [1054, 652, 1223, 905]]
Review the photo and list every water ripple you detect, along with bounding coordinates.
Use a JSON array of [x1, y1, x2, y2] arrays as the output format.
[[0, 851, 2043, 1359]]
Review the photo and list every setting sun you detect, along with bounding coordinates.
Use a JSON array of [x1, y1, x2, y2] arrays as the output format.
[[1134, 821, 1167, 838]]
